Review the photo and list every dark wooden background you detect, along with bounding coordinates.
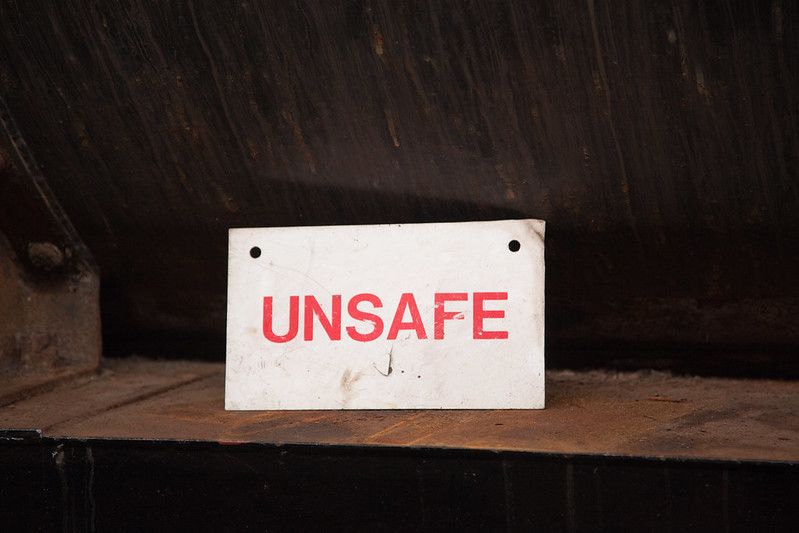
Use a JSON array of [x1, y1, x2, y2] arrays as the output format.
[[1, 0, 797, 375]]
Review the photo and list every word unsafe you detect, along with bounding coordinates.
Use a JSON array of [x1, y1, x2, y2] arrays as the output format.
[[262, 292, 509, 343], [225, 219, 545, 410]]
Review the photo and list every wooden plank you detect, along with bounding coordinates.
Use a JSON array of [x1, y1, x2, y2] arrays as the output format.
[[0, 359, 218, 432], [19, 359, 796, 463], [52, 370, 423, 445], [0, 369, 92, 408]]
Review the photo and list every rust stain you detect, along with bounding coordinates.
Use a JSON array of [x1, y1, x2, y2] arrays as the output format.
[[280, 109, 316, 173], [694, 65, 712, 99], [384, 109, 401, 148], [245, 139, 260, 161], [211, 182, 238, 213], [74, 120, 91, 148], [371, 24, 385, 60]]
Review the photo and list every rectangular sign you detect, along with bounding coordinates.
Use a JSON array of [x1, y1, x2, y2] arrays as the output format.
[[225, 219, 545, 410]]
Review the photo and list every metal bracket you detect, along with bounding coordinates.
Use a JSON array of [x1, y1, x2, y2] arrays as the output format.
[[0, 95, 100, 401]]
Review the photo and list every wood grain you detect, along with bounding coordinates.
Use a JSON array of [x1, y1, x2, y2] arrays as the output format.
[[2, 358, 795, 462]]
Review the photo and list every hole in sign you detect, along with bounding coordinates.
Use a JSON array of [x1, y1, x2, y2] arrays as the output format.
[[508, 240, 521, 252], [250, 246, 262, 258]]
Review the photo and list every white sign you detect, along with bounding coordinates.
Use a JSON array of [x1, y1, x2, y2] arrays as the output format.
[[225, 219, 545, 410]]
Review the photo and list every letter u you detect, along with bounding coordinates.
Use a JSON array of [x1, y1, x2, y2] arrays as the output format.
[[263, 296, 299, 343]]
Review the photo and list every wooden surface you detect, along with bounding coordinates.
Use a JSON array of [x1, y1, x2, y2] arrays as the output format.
[[0, 1, 797, 373], [1, 358, 796, 462]]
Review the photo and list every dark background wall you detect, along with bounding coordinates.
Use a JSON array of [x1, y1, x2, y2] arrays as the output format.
[[1, 0, 797, 375]]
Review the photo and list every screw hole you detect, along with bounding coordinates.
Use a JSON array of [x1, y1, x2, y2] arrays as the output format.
[[249, 246, 261, 258], [508, 240, 521, 252]]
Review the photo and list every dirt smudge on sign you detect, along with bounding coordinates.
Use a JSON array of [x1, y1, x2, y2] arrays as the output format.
[[340, 368, 364, 407]]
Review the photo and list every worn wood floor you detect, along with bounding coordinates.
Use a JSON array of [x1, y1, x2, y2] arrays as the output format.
[[1, 358, 796, 462]]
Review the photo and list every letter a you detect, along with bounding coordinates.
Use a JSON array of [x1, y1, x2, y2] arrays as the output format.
[[387, 293, 427, 340]]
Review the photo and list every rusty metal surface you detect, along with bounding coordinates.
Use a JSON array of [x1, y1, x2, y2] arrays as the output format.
[[0, 1, 797, 373], [1, 359, 796, 463], [0, 98, 100, 388], [0, 236, 99, 381]]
